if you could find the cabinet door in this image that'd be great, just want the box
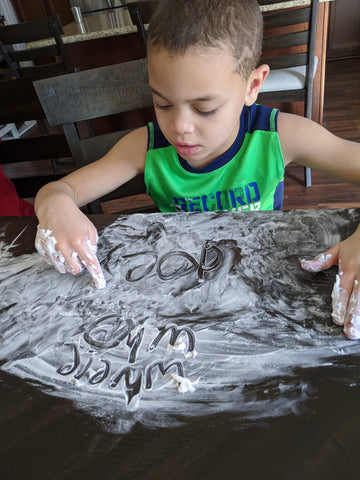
[46,0,73,25]
[11,0,48,22]
[11,0,73,26]
[327,0,360,58]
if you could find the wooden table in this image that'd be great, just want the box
[1,209,360,480]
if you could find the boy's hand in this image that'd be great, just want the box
[301,226,360,339]
[35,205,106,289]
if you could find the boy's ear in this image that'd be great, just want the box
[244,64,270,106]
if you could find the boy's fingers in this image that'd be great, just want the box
[65,252,84,274]
[331,273,350,326]
[87,260,106,289]
[49,250,67,273]
[302,244,360,339]
[35,228,106,288]
[75,244,106,289]
[344,280,360,339]
[301,246,338,273]
[35,231,66,273]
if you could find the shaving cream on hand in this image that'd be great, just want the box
[343,280,360,339]
[301,253,333,272]
[35,227,106,289]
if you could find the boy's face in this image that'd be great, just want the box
[148,45,250,169]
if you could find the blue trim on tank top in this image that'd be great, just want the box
[273,180,284,210]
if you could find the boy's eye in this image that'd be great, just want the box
[154,101,218,117]
[155,103,171,110]
[196,108,217,117]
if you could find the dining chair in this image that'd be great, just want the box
[0,52,16,81]
[257,0,320,187]
[33,58,157,214]
[0,14,78,158]
[127,0,158,55]
[0,77,72,200]
[0,14,74,80]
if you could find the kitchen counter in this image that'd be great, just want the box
[260,0,333,11]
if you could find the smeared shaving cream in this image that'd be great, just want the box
[35,227,106,289]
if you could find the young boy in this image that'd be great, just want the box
[35,0,360,340]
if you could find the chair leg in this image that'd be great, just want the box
[37,119,49,134]
[305,166,312,187]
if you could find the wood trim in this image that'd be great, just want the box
[312,2,329,124]
[318,1,329,124]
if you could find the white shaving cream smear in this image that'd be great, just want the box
[2,210,360,434]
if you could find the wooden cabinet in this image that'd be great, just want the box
[11,0,73,26]
[327,0,360,58]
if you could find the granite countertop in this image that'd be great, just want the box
[27,0,333,49]
[27,8,135,49]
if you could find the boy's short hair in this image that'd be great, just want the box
[147,0,263,79]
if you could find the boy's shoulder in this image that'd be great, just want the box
[276,111,313,140]
[245,103,279,133]
[147,121,171,151]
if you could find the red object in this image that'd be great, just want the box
[0,162,35,216]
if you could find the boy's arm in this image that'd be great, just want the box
[34,127,148,288]
[278,113,360,339]
[278,112,360,180]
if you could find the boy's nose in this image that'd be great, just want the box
[170,110,195,135]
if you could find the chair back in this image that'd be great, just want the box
[127,1,158,54]
[258,0,320,187]
[258,0,319,109]
[0,15,74,80]
[0,77,72,199]
[34,58,155,213]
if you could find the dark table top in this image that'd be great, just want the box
[1,210,360,480]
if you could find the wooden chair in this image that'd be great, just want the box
[0,51,16,81]
[258,0,320,187]
[127,1,158,55]
[33,59,157,214]
[0,77,73,200]
[0,15,74,80]
[0,14,77,158]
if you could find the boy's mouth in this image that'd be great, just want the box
[173,142,200,157]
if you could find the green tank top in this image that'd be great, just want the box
[144,104,284,212]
